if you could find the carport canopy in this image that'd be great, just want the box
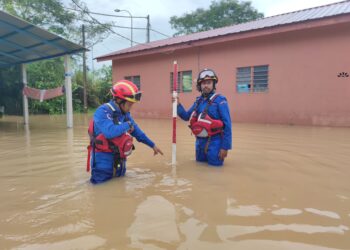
[0,10,85,67]
[0,10,86,128]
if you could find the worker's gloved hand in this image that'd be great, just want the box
[172,96,180,104]
[126,121,135,133]
[219,149,228,160]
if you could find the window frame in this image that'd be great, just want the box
[236,65,269,93]
[170,70,193,93]
[124,75,141,90]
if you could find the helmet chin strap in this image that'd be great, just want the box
[114,98,127,114]
[202,89,215,98]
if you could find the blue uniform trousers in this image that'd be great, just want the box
[195,135,223,166]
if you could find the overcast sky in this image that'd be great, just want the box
[75,0,341,69]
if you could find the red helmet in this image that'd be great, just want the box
[111,80,142,103]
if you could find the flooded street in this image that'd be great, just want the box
[0,114,350,250]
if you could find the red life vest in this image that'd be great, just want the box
[189,94,224,138]
[86,106,134,172]
[88,119,133,156]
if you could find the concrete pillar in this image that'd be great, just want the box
[64,55,73,128]
[21,64,29,125]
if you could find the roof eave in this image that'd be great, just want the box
[96,13,350,62]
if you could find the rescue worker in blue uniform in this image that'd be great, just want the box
[175,69,232,166]
[87,80,163,184]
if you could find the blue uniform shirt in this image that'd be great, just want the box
[93,100,155,148]
[177,93,232,150]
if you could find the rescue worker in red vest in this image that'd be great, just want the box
[87,80,163,184]
[174,69,232,166]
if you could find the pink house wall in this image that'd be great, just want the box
[111,22,350,126]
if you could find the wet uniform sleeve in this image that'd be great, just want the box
[128,115,155,148]
[177,102,197,121]
[218,97,232,150]
[93,106,131,139]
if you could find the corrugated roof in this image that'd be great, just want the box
[97,0,350,61]
[0,10,86,68]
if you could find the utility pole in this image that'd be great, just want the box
[146,15,150,43]
[91,45,94,85]
[115,9,151,45]
[114,9,133,46]
[82,24,88,113]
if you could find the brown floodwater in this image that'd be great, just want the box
[0,114,350,250]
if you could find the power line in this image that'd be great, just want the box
[66,3,171,38]
[70,0,175,56]
[65,6,148,19]
[111,25,171,37]
[74,16,148,45]
[111,24,147,30]
[150,28,171,38]
[76,17,171,41]
[70,0,138,45]
[74,16,144,30]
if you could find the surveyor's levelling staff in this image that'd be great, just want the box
[87,80,163,184]
[174,69,232,166]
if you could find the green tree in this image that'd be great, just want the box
[0,0,113,114]
[0,0,76,38]
[170,0,264,36]
[88,65,112,107]
[26,57,67,114]
[0,66,22,115]
[72,65,112,112]
[0,0,112,45]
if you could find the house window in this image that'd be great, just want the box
[125,75,141,90]
[170,70,192,93]
[236,65,269,93]
[236,67,251,93]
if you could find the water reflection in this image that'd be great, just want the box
[0,115,350,249]
[125,168,156,193]
[226,198,264,216]
[14,235,106,250]
[127,195,180,249]
[216,224,349,240]
[305,208,341,219]
[24,124,31,147]
[271,208,303,216]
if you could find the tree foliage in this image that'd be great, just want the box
[72,65,112,111]
[170,0,264,36]
[0,65,22,115]
[0,0,76,38]
[92,65,113,105]
[0,0,113,115]
[26,57,66,114]
[0,0,112,45]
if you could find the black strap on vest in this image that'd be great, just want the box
[105,103,130,176]
[201,94,221,154]
[201,94,220,116]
